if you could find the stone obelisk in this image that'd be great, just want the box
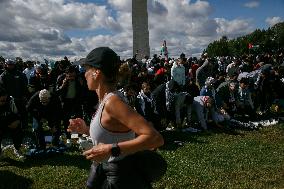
[132,0,150,60]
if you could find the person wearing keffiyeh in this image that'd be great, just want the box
[200,76,216,100]
[189,96,228,130]
[152,80,179,126]
[135,82,161,130]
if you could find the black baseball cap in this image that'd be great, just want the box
[82,47,120,76]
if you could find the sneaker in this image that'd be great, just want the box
[13,149,25,160]
[66,139,72,148]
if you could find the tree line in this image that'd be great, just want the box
[205,22,284,57]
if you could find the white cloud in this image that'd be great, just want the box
[108,0,132,12]
[244,1,260,8]
[265,17,283,27]
[0,0,121,60]
[84,32,133,58]
[215,18,255,38]
[146,0,217,57]
[0,0,271,60]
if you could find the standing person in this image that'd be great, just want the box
[226,58,241,77]
[171,57,185,87]
[154,62,168,87]
[0,59,29,130]
[28,64,53,96]
[195,54,215,89]
[160,40,168,63]
[56,65,84,147]
[68,47,164,189]
[0,86,24,160]
[23,60,35,84]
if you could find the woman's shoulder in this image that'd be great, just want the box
[105,92,127,107]
[104,93,134,117]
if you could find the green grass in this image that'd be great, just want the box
[1,124,284,189]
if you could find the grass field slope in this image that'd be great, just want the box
[0,124,283,189]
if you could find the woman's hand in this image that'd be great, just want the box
[68,118,89,135]
[83,143,112,163]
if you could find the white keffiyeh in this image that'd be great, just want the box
[137,90,155,115]
[165,81,175,111]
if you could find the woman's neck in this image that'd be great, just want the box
[96,85,116,103]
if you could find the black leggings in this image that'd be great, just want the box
[87,157,152,189]
[87,150,167,189]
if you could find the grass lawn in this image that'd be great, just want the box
[1,124,283,189]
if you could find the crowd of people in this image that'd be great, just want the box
[0,49,284,162]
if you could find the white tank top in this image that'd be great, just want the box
[89,92,135,162]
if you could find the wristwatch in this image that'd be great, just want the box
[111,143,121,157]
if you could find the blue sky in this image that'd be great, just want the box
[209,0,284,28]
[0,0,283,61]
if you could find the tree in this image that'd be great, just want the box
[204,22,284,57]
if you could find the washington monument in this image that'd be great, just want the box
[132,0,150,60]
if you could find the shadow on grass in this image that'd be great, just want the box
[160,130,208,151]
[160,124,245,151]
[208,125,246,135]
[0,151,90,170]
[0,170,33,189]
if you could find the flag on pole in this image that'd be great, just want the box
[248,43,259,49]
[248,43,253,49]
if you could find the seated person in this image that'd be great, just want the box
[26,89,63,150]
[189,96,228,131]
[0,86,24,159]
